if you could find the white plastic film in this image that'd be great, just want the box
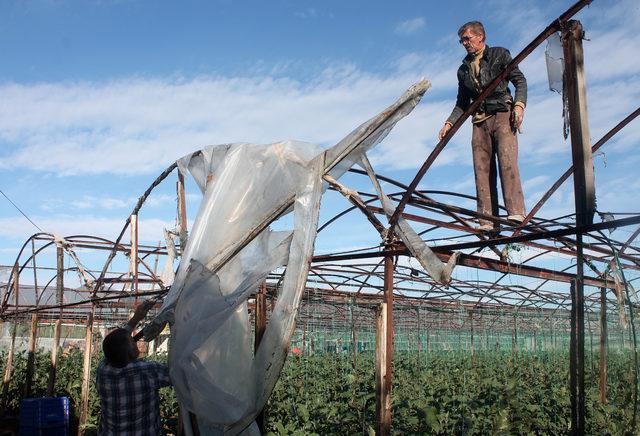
[145,79,431,434]
[545,32,564,94]
[359,156,457,285]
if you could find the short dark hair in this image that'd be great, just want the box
[103,328,131,368]
[458,21,485,40]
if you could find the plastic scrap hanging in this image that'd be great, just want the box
[143,78,458,435]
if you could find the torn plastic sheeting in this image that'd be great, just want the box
[359,155,457,285]
[171,229,293,427]
[545,32,564,94]
[176,144,235,194]
[147,79,431,434]
[252,152,324,411]
[160,228,177,286]
[168,148,322,433]
[155,79,430,323]
[161,140,322,316]
[325,79,431,181]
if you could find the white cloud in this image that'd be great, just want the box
[0,0,636,197]
[294,8,318,19]
[523,175,550,191]
[0,70,431,176]
[394,17,426,36]
[0,214,172,245]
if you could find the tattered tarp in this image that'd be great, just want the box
[145,79,454,435]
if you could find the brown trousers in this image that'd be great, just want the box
[471,111,525,226]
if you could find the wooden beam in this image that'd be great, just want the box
[1,263,19,411]
[564,20,590,435]
[24,313,38,398]
[564,20,595,227]
[254,281,267,434]
[376,255,394,435]
[130,214,139,300]
[48,319,62,396]
[79,307,95,436]
[469,311,475,356]
[48,246,64,396]
[24,239,40,398]
[599,287,607,404]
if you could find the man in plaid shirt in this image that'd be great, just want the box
[97,300,172,435]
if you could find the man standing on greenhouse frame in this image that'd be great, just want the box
[96,300,172,435]
[438,21,527,233]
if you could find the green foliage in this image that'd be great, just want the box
[0,349,177,435]
[266,350,638,435]
[1,348,637,435]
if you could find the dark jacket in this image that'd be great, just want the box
[446,45,527,125]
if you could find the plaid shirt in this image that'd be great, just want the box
[96,359,171,436]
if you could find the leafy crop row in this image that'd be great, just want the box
[1,349,636,435]
[266,351,637,435]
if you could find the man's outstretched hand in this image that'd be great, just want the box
[128,300,156,330]
[438,122,452,140]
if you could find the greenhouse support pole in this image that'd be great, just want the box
[79,307,95,436]
[254,281,268,434]
[1,263,19,412]
[599,287,608,403]
[47,319,62,396]
[349,299,358,370]
[426,331,430,353]
[564,19,592,436]
[469,311,475,356]
[376,254,394,436]
[131,213,139,301]
[48,246,64,396]
[416,307,421,359]
[24,313,38,398]
[570,279,585,436]
[31,238,39,304]
[24,239,39,398]
[512,314,518,357]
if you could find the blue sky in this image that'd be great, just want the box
[1,0,639,291]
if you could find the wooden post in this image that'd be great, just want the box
[512,314,518,357]
[47,319,62,396]
[563,20,596,227]
[1,263,19,411]
[31,239,39,305]
[131,214,139,301]
[563,20,591,435]
[376,255,394,436]
[255,281,267,350]
[79,308,95,436]
[569,279,585,436]
[349,300,358,370]
[48,246,64,396]
[24,313,38,398]
[416,307,421,359]
[588,316,595,376]
[254,281,267,433]
[599,287,607,403]
[24,240,39,398]
[469,311,475,356]
[426,331,431,353]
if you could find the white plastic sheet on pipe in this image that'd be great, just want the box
[545,32,564,94]
[145,79,433,434]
